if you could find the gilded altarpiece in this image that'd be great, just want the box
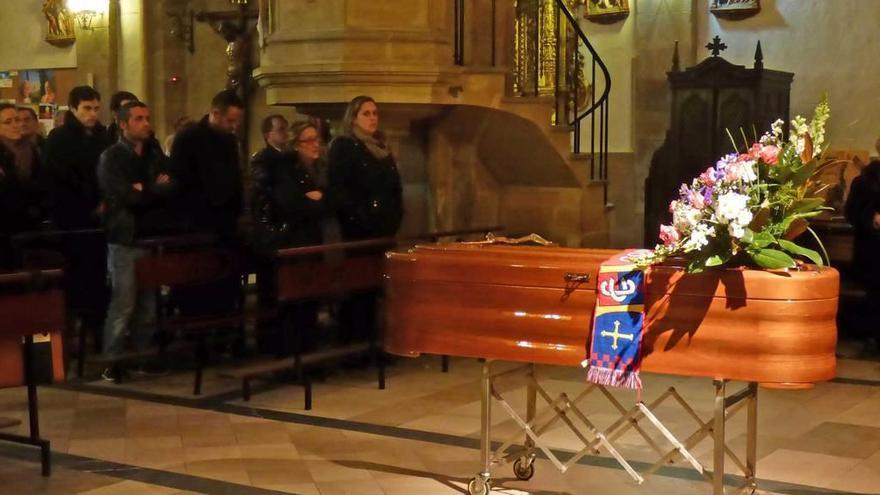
[513,0,589,119]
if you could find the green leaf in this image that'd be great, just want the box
[749,231,776,248]
[790,159,818,187]
[778,239,824,266]
[791,197,825,213]
[750,248,797,269]
[687,256,707,274]
[792,210,822,219]
[705,254,729,267]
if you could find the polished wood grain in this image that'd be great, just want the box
[384,243,838,385]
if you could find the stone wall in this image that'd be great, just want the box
[0,0,77,71]
[697,0,880,153]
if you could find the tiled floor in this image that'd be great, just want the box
[0,341,878,495]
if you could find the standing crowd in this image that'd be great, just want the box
[0,86,403,376]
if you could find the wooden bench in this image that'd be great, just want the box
[218,342,372,409]
[218,226,505,408]
[132,234,249,394]
[10,229,106,378]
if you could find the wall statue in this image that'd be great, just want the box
[42,0,76,47]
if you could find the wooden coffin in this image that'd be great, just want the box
[384,244,839,385]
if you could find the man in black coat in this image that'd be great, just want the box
[170,89,244,242]
[251,114,289,168]
[169,90,245,320]
[44,86,113,344]
[249,114,290,251]
[845,158,880,347]
[45,86,112,230]
[106,91,138,144]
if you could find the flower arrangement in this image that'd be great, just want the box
[637,97,832,273]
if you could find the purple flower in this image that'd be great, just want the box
[679,184,691,200]
[700,186,714,206]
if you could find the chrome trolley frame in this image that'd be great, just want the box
[466,361,758,495]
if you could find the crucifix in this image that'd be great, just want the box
[705,35,728,57]
[195,0,259,91]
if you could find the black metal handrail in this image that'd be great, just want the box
[453,0,465,66]
[554,0,612,204]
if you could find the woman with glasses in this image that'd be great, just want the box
[0,103,48,268]
[251,120,331,356]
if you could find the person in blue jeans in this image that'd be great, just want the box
[97,101,174,380]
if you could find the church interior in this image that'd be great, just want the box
[1,1,879,494]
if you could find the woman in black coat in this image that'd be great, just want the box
[0,103,47,269]
[328,96,404,345]
[251,121,331,355]
[328,96,403,240]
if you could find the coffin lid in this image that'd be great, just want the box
[386,243,840,301]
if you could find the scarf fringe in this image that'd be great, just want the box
[586,366,642,390]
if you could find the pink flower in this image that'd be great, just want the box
[700,167,716,187]
[747,143,762,160]
[659,225,680,246]
[668,199,678,213]
[688,189,705,210]
[758,145,779,165]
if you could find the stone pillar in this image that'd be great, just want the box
[255,0,454,105]
[117,0,146,99]
[74,0,119,122]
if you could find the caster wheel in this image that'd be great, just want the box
[513,457,535,481]
[467,477,491,495]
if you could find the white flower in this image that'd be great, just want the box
[715,192,751,225]
[672,202,702,233]
[728,223,744,239]
[726,159,758,183]
[683,223,714,252]
[761,119,784,146]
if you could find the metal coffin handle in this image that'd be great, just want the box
[564,272,591,284]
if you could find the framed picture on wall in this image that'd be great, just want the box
[585,0,630,23]
[710,0,760,20]
[38,103,56,120]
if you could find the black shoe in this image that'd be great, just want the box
[101,367,120,382]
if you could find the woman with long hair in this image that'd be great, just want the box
[328,95,403,239]
[328,96,403,346]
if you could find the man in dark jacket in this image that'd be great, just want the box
[170,89,244,242]
[97,102,172,376]
[845,158,880,347]
[169,90,245,321]
[44,86,113,345]
[106,91,138,144]
[45,86,112,230]
[249,114,290,249]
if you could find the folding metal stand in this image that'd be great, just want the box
[467,361,758,495]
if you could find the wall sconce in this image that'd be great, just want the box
[67,0,108,30]
[167,10,195,54]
